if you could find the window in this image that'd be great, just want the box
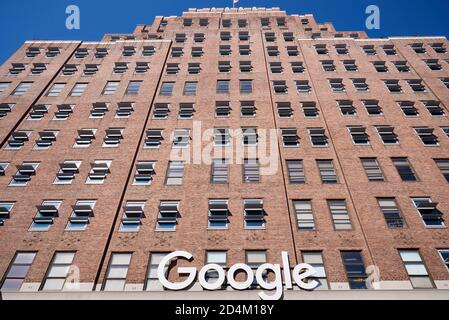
[208,200,229,229]
[343,60,358,71]
[194,33,205,43]
[160,82,174,95]
[442,78,449,89]
[377,198,405,228]
[301,101,318,118]
[9,63,27,75]
[0,162,9,176]
[438,250,449,272]
[86,160,111,185]
[211,159,228,184]
[281,128,299,147]
[66,200,95,231]
[26,47,41,57]
[239,31,249,41]
[240,80,253,93]
[46,83,65,97]
[54,160,81,185]
[315,44,328,54]
[215,101,230,117]
[265,32,276,42]
[220,32,231,41]
[335,44,348,55]
[199,18,209,27]
[241,101,256,117]
[172,129,190,148]
[134,62,149,74]
[382,45,396,55]
[362,45,376,55]
[261,17,270,27]
[6,130,31,150]
[153,103,170,119]
[393,61,410,72]
[165,63,179,75]
[352,78,369,92]
[171,47,183,57]
[120,202,145,232]
[116,102,134,118]
[442,127,449,138]
[244,199,265,229]
[0,202,14,226]
[32,130,57,150]
[103,253,132,291]
[321,60,336,72]
[286,160,305,184]
[95,48,108,58]
[41,252,75,291]
[372,61,388,72]
[348,126,369,145]
[337,100,356,116]
[75,48,88,58]
[0,82,11,93]
[132,161,155,186]
[90,102,108,118]
[410,43,425,54]
[267,46,279,56]
[392,157,417,181]
[178,103,195,119]
[317,160,338,184]
[183,18,192,27]
[125,81,142,95]
[294,200,315,230]
[188,63,201,74]
[69,83,87,97]
[422,101,444,116]
[103,128,124,148]
[157,201,180,231]
[341,251,367,289]
[286,46,299,56]
[412,198,445,227]
[424,59,442,71]
[328,200,352,230]
[122,46,136,57]
[384,80,402,93]
[219,45,231,56]
[53,104,73,120]
[273,80,288,94]
[377,126,399,145]
[214,128,230,146]
[145,129,163,148]
[246,251,267,288]
[309,128,328,147]
[141,45,155,56]
[204,251,227,288]
[239,45,251,55]
[431,43,446,53]
[399,250,434,288]
[360,158,384,181]
[74,128,96,148]
[146,253,169,291]
[102,81,119,95]
[242,127,258,146]
[397,101,418,116]
[191,47,203,57]
[277,102,293,117]
[414,127,439,146]
[222,19,231,28]
[243,159,259,183]
[183,81,197,96]
[302,252,328,289]
[217,80,230,94]
[270,62,283,74]
[296,80,311,94]
[218,61,231,73]
[407,79,426,92]
[11,82,32,96]
[435,159,449,182]
[166,161,185,185]
[62,64,77,76]
[329,79,345,92]
[239,61,252,73]
[46,47,60,58]
[283,32,294,41]
[362,99,381,115]
[83,64,98,76]
[1,252,36,290]
[277,17,286,26]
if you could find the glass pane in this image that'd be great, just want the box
[14,253,36,265]
[48,265,70,278]
[405,263,428,276]
[107,265,129,278]
[8,265,31,278]
[111,253,132,265]
[1,278,24,290]
[410,276,433,288]
[400,251,421,262]
[42,278,65,291]
[104,279,125,291]
[303,252,323,264]
[207,252,226,264]
[247,251,266,264]
[54,252,75,264]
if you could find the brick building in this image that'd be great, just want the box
[0,7,448,299]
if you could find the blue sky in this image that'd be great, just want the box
[1,0,448,64]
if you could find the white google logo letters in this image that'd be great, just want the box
[157,251,318,300]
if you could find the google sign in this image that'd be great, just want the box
[157,251,318,300]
